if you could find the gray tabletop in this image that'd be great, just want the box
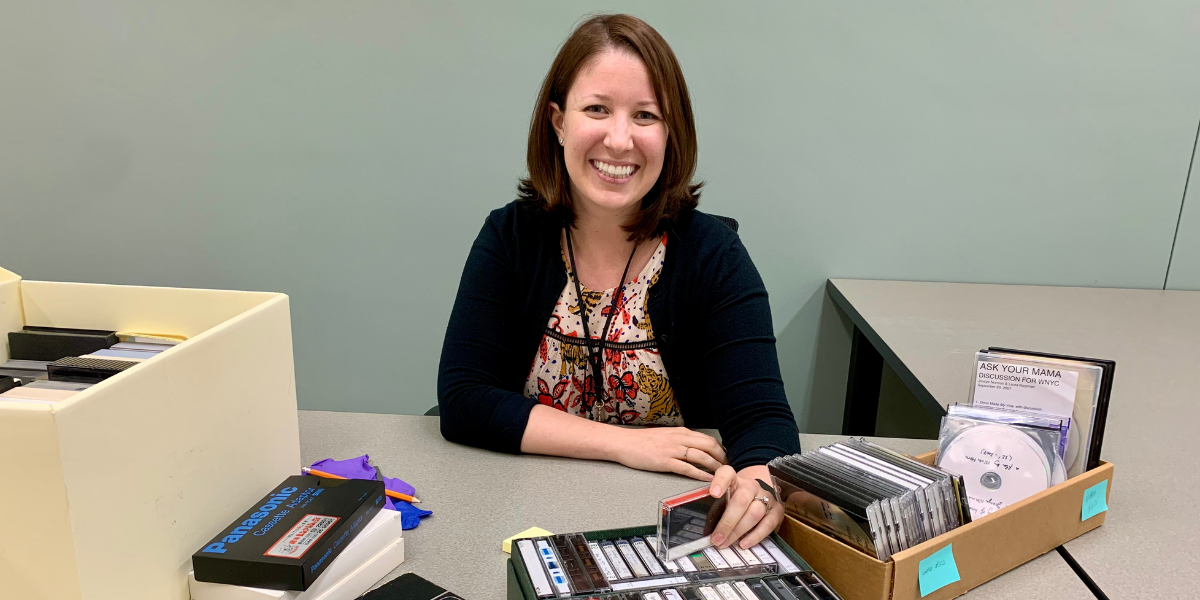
[828,279,1200,598]
[298,412,1093,599]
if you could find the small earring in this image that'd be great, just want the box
[558,137,564,146]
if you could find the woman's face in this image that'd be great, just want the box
[551,50,668,220]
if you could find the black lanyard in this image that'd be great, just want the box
[564,228,638,409]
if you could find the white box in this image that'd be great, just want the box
[0,266,300,600]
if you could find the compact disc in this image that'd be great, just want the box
[937,424,1052,518]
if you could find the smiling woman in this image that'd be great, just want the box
[437,14,801,550]
[520,15,701,244]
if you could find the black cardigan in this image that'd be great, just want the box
[436,200,801,470]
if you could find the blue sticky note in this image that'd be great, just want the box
[918,544,961,597]
[1081,479,1109,521]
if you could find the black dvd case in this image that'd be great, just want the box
[986,347,1115,472]
[47,356,137,383]
[192,475,386,591]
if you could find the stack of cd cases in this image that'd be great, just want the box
[768,440,971,561]
[507,525,842,600]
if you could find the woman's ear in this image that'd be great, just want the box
[549,102,565,142]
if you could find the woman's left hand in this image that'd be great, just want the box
[707,464,784,549]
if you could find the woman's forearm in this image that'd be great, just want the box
[520,405,728,483]
[520,404,627,460]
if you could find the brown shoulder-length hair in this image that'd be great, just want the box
[518,14,702,242]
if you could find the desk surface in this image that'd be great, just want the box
[298,412,1094,600]
[828,279,1200,598]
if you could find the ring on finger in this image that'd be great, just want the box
[683,447,689,462]
[753,495,772,511]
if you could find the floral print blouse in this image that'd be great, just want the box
[523,233,683,425]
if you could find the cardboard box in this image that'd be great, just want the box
[776,451,1114,600]
[0,266,300,600]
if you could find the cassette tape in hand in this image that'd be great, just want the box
[656,487,727,562]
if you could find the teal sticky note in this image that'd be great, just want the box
[1081,479,1109,521]
[918,544,961,597]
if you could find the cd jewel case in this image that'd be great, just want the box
[937,405,1066,519]
[768,440,970,561]
[969,349,1111,478]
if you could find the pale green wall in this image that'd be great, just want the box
[1166,135,1198,291]
[2,1,1197,430]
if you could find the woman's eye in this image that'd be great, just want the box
[584,105,607,114]
[635,111,659,121]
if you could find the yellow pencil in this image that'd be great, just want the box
[301,467,421,503]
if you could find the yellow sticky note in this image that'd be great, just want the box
[502,527,553,553]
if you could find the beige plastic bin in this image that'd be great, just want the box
[0,266,301,600]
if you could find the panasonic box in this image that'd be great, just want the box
[192,475,386,590]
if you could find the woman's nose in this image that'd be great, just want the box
[604,116,635,153]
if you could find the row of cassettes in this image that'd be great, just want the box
[514,534,806,598]
[561,572,839,600]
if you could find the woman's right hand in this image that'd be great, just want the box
[609,427,727,481]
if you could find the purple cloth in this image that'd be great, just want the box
[307,455,430,529]
[308,455,416,496]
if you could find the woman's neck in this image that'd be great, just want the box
[565,202,651,290]
[571,209,636,260]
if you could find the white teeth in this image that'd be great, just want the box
[594,160,634,178]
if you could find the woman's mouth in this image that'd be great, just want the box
[591,159,638,182]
